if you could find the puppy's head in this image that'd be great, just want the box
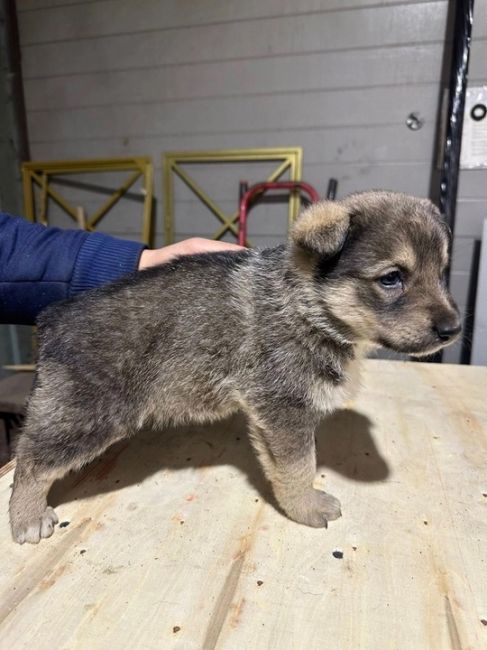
[290,190,461,356]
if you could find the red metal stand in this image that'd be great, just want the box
[238,181,320,246]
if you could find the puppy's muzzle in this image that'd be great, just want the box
[432,315,462,343]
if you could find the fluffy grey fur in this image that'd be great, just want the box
[9,191,460,543]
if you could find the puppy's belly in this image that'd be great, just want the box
[138,379,240,428]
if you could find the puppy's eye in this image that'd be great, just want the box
[378,270,403,288]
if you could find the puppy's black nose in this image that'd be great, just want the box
[434,319,461,341]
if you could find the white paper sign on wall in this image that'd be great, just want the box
[460,86,487,169]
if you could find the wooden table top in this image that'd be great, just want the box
[0,359,486,650]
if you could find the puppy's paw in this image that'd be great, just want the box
[12,506,59,545]
[284,489,342,528]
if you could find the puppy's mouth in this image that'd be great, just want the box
[378,332,461,357]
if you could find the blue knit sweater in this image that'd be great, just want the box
[0,213,146,324]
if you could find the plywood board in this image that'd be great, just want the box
[0,360,486,649]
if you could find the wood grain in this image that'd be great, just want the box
[0,360,486,649]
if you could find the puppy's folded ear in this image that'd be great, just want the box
[291,201,350,258]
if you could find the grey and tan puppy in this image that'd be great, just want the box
[10,191,461,544]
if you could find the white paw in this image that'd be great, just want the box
[14,507,59,545]
[316,490,342,521]
[283,489,342,528]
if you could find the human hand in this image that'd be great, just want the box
[138,238,245,270]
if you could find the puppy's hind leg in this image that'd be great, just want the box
[247,409,341,528]
[9,416,88,545]
[10,417,128,545]
[10,399,132,544]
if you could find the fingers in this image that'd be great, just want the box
[138,238,246,270]
[188,238,245,254]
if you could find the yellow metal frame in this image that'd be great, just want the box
[162,148,303,244]
[22,157,154,245]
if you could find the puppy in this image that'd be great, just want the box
[9,191,461,544]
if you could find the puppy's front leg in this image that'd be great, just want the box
[247,410,341,528]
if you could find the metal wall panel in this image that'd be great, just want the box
[26,85,441,141]
[17,0,440,42]
[27,124,437,163]
[25,0,487,362]
[23,44,446,111]
[19,3,448,78]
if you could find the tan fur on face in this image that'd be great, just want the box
[365,247,417,279]
[323,280,380,340]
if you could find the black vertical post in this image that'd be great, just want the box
[326,178,338,201]
[428,0,474,363]
[438,0,474,234]
[0,1,31,390]
[0,0,30,214]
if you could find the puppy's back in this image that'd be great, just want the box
[38,249,254,365]
[32,249,261,430]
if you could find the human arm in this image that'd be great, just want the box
[0,213,243,325]
[0,212,145,324]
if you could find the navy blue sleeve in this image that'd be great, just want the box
[0,212,146,325]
